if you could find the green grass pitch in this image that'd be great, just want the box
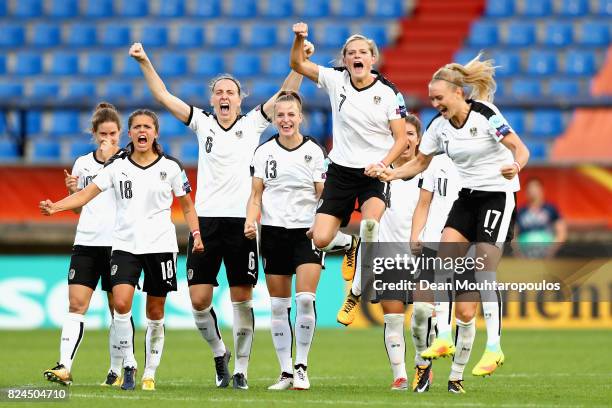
[1,328,610,407]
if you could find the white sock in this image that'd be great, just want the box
[434,301,453,342]
[482,297,502,351]
[320,231,352,252]
[449,318,476,381]
[232,300,254,376]
[295,292,316,367]
[270,297,293,373]
[384,313,406,380]
[143,318,165,380]
[109,320,123,374]
[59,312,85,372]
[411,302,434,366]
[351,219,379,297]
[193,306,226,357]
[114,311,137,368]
[429,316,438,347]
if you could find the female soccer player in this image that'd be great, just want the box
[245,91,326,390]
[40,110,204,391]
[129,41,313,389]
[372,53,530,393]
[289,23,408,326]
[43,103,123,387]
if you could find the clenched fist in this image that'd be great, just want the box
[129,42,149,63]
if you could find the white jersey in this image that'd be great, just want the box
[186,105,270,217]
[419,100,520,192]
[71,151,116,246]
[379,176,420,242]
[418,154,462,245]
[317,66,406,169]
[93,150,191,254]
[251,135,326,229]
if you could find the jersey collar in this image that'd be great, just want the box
[213,113,244,132]
[449,99,474,130]
[128,151,163,170]
[92,150,105,164]
[348,69,381,92]
[274,134,309,152]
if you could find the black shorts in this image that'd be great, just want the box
[316,162,389,227]
[186,217,258,287]
[445,189,516,245]
[260,225,324,275]
[68,245,112,291]
[110,250,177,297]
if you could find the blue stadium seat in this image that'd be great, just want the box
[31,81,60,99]
[0,0,5,17]
[121,54,142,76]
[156,0,185,17]
[373,0,403,17]
[49,52,79,75]
[82,53,113,76]
[139,26,168,47]
[505,22,536,46]
[548,78,581,97]
[175,25,205,48]
[578,21,610,45]
[300,81,318,99]
[191,0,221,17]
[361,23,389,47]
[0,25,24,47]
[25,111,42,134]
[485,0,514,17]
[453,50,475,65]
[117,0,148,17]
[419,109,439,128]
[320,25,350,48]
[179,141,199,163]
[524,140,547,160]
[248,24,277,48]
[0,55,4,74]
[502,109,525,135]
[159,112,185,138]
[559,0,589,16]
[83,0,114,18]
[231,53,261,77]
[310,52,337,68]
[598,0,612,15]
[250,80,279,101]
[260,0,293,17]
[0,139,19,161]
[530,110,563,138]
[66,81,97,99]
[31,23,61,47]
[564,50,596,75]
[300,0,330,18]
[49,111,81,136]
[99,25,131,47]
[192,52,224,76]
[0,83,22,99]
[103,81,134,100]
[48,0,78,17]
[227,0,257,18]
[491,50,521,77]
[30,139,61,161]
[543,22,574,47]
[158,52,188,77]
[14,52,42,75]
[68,141,95,162]
[495,80,506,97]
[511,78,542,98]
[177,80,208,104]
[13,0,42,17]
[467,22,499,47]
[66,24,97,47]
[210,24,241,48]
[337,0,366,17]
[266,52,290,76]
[303,110,328,139]
[527,51,558,75]
[522,0,552,16]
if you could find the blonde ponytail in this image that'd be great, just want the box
[431,52,497,102]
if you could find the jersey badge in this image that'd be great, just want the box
[235,130,243,138]
[160,171,167,181]
[373,96,381,105]
[304,154,312,163]
[470,127,477,137]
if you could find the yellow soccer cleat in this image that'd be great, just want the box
[141,378,156,391]
[472,350,505,377]
[43,363,72,386]
[421,338,456,360]
[412,364,433,392]
[336,291,360,326]
[341,235,360,281]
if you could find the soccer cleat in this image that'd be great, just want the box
[121,367,137,390]
[141,377,155,391]
[341,235,360,281]
[472,350,505,377]
[214,351,232,388]
[412,364,433,392]
[390,377,408,391]
[336,291,360,326]
[292,364,310,390]
[448,379,466,394]
[268,372,293,390]
[43,363,72,386]
[421,338,456,360]
[100,370,122,387]
[232,373,248,390]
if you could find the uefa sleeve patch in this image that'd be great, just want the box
[181,170,191,192]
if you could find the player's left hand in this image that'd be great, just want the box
[39,199,56,216]
[192,235,204,253]
[500,163,519,180]
[303,40,315,58]
[98,139,119,162]
[244,221,257,240]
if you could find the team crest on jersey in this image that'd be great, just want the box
[470,127,477,137]
[304,154,312,163]
[373,96,381,105]
[187,269,194,280]
[69,268,75,280]
[160,171,167,181]
[235,130,243,138]
[111,264,118,276]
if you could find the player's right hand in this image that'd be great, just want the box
[129,42,148,63]
[244,221,257,239]
[39,199,55,216]
[293,22,308,38]
[64,169,78,194]
[98,139,119,162]
[192,235,204,253]
[410,240,423,256]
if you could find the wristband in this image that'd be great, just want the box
[512,161,521,173]
[191,230,201,238]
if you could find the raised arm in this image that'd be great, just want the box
[244,177,264,239]
[177,194,204,253]
[129,42,191,123]
[289,22,319,83]
[39,182,102,216]
[500,132,530,180]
